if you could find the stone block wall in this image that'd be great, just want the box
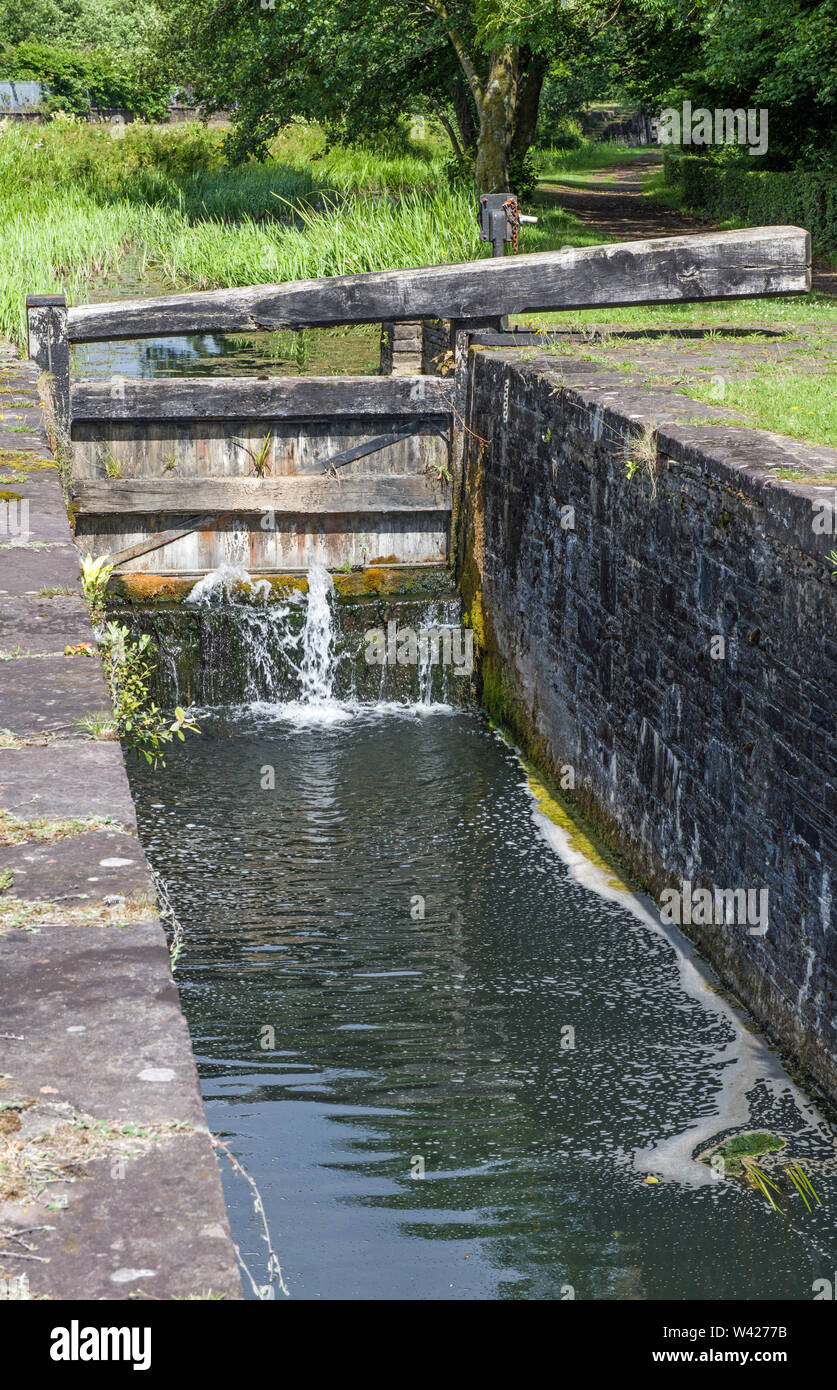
[461,347,837,1100]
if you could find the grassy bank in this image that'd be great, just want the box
[0,120,604,347]
[518,326,837,448]
[515,151,836,445]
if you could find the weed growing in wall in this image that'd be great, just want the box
[80,552,198,766]
[99,621,198,767]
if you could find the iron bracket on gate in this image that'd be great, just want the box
[321,425,448,476]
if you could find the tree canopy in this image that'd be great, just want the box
[1,0,832,176]
[0,0,169,117]
[157,0,610,187]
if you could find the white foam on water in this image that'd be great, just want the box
[187,563,273,606]
[253,698,353,727]
[504,737,833,1189]
[249,696,456,728]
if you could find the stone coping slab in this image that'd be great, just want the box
[0,827,156,903]
[0,741,139,825]
[0,594,92,653]
[0,920,212,1128]
[0,542,81,596]
[481,349,837,564]
[0,345,242,1300]
[0,652,112,737]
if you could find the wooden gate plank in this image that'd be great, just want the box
[69,375,451,422]
[72,474,449,515]
[65,227,810,341]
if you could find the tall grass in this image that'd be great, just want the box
[533,139,641,180]
[153,185,487,288]
[0,119,621,347]
[0,120,473,344]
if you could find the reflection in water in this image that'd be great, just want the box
[72,327,380,380]
[129,711,836,1301]
[73,258,380,379]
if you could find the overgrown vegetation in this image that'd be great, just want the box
[79,552,198,765]
[0,119,603,347]
[99,622,198,767]
[662,151,837,258]
[0,0,168,119]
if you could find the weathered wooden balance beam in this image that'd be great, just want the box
[62,227,810,339]
[27,226,809,578]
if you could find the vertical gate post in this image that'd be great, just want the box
[448,316,504,569]
[26,293,70,434]
[379,320,423,376]
[449,316,504,472]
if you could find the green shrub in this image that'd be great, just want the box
[1,39,169,121]
[100,622,198,767]
[663,151,837,257]
[508,148,539,201]
[538,116,584,151]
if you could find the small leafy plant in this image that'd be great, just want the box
[80,553,114,627]
[100,622,198,767]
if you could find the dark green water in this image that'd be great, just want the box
[128,706,836,1301]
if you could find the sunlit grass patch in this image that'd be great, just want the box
[0,809,115,847]
[681,365,836,446]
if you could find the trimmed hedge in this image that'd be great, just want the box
[663,152,837,257]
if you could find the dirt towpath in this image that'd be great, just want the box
[538,153,836,295]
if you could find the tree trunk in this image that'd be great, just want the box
[509,49,548,156]
[435,8,542,192]
[474,47,519,192]
[452,79,477,156]
[434,104,464,163]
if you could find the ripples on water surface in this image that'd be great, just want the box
[129,707,836,1301]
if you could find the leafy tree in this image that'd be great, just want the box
[613,0,836,170]
[0,0,170,119]
[0,0,163,50]
[686,0,837,169]
[158,0,616,189]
